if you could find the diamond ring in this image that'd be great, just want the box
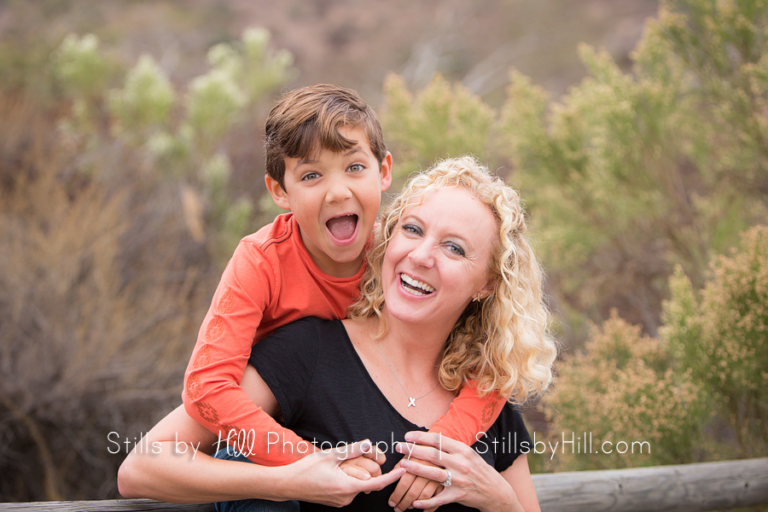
[441,470,452,487]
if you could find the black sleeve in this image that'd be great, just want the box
[492,404,533,473]
[248,317,321,425]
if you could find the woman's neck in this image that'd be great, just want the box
[343,312,456,428]
[382,307,455,361]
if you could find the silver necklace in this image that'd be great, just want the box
[375,339,439,407]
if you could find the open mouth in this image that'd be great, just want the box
[326,214,359,243]
[400,273,435,296]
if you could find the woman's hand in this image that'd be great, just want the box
[396,432,525,512]
[118,405,405,506]
[283,439,406,507]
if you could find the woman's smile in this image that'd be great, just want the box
[398,272,435,297]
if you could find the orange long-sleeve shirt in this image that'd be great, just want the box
[183,213,505,466]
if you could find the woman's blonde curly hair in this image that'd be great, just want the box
[348,156,556,404]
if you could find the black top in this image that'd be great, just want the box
[250,317,531,511]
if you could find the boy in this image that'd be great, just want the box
[182,84,505,496]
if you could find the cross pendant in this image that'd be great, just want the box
[408,397,416,407]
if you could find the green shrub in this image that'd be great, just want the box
[381,73,498,183]
[543,311,711,470]
[663,225,768,458]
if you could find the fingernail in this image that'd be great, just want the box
[388,501,396,508]
[395,443,404,453]
[404,432,413,441]
[361,439,372,452]
[400,459,410,468]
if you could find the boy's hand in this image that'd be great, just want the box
[388,456,442,512]
[340,444,386,481]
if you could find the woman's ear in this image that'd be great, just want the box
[478,277,497,300]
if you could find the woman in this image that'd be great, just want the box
[118,156,557,511]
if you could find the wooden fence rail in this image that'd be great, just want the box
[533,457,768,512]
[1,458,766,511]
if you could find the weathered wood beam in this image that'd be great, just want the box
[532,457,768,512]
[1,458,766,511]
[0,500,213,511]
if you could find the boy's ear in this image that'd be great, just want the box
[265,175,291,211]
[379,152,393,193]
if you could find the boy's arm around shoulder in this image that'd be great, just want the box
[182,239,309,466]
[429,382,506,445]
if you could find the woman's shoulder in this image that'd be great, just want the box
[475,402,532,472]
[496,402,531,435]
[253,317,351,365]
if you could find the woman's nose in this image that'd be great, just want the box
[408,240,435,268]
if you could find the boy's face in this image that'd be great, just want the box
[266,125,392,278]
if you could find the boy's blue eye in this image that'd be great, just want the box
[301,172,320,181]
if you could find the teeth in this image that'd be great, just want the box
[400,274,435,295]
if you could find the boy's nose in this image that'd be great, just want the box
[325,176,353,204]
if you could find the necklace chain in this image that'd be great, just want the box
[375,339,439,408]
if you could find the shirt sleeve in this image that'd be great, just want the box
[181,240,309,466]
[428,381,507,445]
[491,404,532,473]
[248,317,321,427]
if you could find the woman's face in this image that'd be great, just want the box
[382,186,498,327]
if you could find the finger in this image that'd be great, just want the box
[353,467,407,493]
[419,479,440,501]
[413,494,452,510]
[334,439,372,461]
[400,459,451,485]
[396,442,445,466]
[405,431,464,454]
[425,484,444,512]
[395,476,430,512]
[340,463,372,480]
[354,456,383,477]
[363,444,387,465]
[388,470,416,508]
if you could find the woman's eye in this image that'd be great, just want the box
[348,163,365,173]
[402,224,421,235]
[301,172,320,181]
[447,243,465,256]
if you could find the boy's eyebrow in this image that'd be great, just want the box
[297,157,318,166]
[343,147,363,156]
[296,146,365,166]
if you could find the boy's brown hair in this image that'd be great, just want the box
[265,84,387,189]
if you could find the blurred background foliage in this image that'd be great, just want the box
[1,0,766,503]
